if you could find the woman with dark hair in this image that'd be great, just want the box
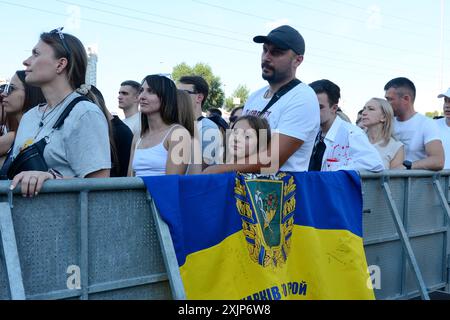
[10,28,111,196]
[0,70,46,163]
[129,74,193,177]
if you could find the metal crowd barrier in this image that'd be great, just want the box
[0,171,449,300]
[361,170,450,300]
[0,178,176,300]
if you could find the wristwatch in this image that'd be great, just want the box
[403,160,412,170]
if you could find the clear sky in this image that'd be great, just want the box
[1,0,448,121]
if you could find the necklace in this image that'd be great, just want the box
[39,92,73,127]
[263,89,274,99]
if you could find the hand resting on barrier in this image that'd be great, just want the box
[9,170,56,198]
[9,169,109,197]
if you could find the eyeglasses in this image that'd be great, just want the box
[229,116,238,123]
[180,89,198,95]
[0,83,17,96]
[49,27,71,61]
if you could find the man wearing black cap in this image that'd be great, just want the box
[204,25,319,174]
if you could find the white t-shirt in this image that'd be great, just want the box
[394,113,442,162]
[244,82,320,172]
[435,117,450,169]
[123,112,141,137]
[197,118,221,165]
[13,92,111,178]
[322,116,384,172]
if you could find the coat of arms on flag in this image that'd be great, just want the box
[235,173,296,268]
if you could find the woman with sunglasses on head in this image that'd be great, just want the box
[128,74,194,177]
[9,28,111,197]
[0,71,46,168]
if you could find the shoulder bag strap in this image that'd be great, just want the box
[259,78,301,117]
[52,96,91,130]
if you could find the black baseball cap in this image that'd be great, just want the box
[253,25,305,55]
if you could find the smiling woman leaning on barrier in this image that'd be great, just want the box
[8,28,111,197]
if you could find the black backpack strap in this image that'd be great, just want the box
[259,78,301,117]
[52,96,91,130]
[197,116,205,121]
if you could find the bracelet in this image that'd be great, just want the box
[48,168,63,179]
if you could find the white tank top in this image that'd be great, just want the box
[132,126,177,177]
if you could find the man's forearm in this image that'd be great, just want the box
[412,156,444,171]
[203,158,278,174]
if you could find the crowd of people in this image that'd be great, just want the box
[0,25,449,198]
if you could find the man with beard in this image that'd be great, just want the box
[204,25,319,174]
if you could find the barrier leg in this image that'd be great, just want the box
[382,179,430,300]
[432,176,450,221]
[147,193,186,300]
[432,175,450,294]
[0,202,25,300]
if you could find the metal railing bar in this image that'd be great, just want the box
[27,289,82,300]
[364,227,448,245]
[0,177,145,194]
[26,274,169,300]
[88,274,168,294]
[382,178,430,300]
[0,203,25,300]
[148,193,186,300]
[80,191,89,300]
[389,283,447,300]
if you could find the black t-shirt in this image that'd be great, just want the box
[111,115,133,177]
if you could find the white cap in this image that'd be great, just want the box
[438,88,450,98]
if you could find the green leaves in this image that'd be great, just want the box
[172,62,225,112]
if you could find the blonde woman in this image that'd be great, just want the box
[362,98,404,169]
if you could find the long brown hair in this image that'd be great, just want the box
[140,75,180,136]
[176,90,196,137]
[89,85,119,172]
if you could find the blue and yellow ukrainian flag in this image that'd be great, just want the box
[143,171,374,300]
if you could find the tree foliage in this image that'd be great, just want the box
[172,62,225,111]
[225,84,250,111]
[425,110,442,118]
